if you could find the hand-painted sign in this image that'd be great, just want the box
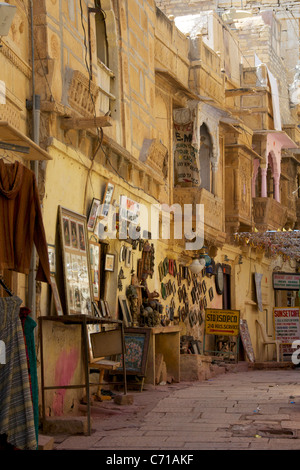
[273,272,300,291]
[205,309,240,336]
[174,122,200,185]
[273,307,300,343]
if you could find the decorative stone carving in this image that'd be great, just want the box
[65,69,100,117]
[139,138,168,179]
[253,197,287,231]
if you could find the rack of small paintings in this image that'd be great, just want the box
[59,206,93,316]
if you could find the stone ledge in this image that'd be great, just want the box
[180,355,250,381]
[42,416,90,436]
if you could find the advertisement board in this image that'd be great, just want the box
[205,309,240,336]
[273,307,300,343]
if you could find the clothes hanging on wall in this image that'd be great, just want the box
[0,296,37,450]
[0,160,50,283]
[19,307,39,447]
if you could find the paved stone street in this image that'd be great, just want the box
[51,366,300,451]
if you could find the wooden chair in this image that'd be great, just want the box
[256,319,282,362]
[88,326,127,400]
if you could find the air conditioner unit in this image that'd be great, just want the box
[0,2,16,37]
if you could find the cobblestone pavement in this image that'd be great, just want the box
[52,367,300,451]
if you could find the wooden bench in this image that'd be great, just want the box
[256,319,282,362]
[88,328,127,399]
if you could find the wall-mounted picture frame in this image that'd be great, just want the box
[50,275,63,316]
[104,253,115,272]
[58,206,93,316]
[48,244,56,275]
[87,198,101,232]
[209,287,214,302]
[89,241,100,301]
[118,295,132,327]
[125,247,132,268]
[119,195,140,225]
[99,181,115,219]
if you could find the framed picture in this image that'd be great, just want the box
[87,198,101,232]
[119,327,151,376]
[105,253,115,272]
[125,247,132,268]
[118,295,132,327]
[48,244,56,275]
[89,241,100,301]
[92,301,102,318]
[100,299,107,317]
[209,287,214,302]
[104,300,111,318]
[50,275,63,316]
[98,181,115,219]
[119,195,140,225]
[58,206,93,315]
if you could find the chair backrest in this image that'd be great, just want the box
[256,319,271,342]
[90,328,123,362]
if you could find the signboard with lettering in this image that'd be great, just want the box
[205,309,240,337]
[273,272,300,291]
[273,307,300,343]
[174,122,200,186]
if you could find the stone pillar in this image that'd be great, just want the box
[211,161,218,196]
[274,173,280,202]
[261,167,267,197]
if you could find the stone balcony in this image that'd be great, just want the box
[252,197,287,231]
[173,186,226,247]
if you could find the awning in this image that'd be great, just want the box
[0,121,52,161]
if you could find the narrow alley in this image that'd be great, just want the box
[51,366,300,451]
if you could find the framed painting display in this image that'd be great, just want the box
[118,295,132,327]
[98,181,115,219]
[104,253,115,272]
[59,206,93,315]
[50,275,63,316]
[119,195,140,225]
[48,244,56,275]
[120,327,151,376]
[87,198,101,232]
[104,300,111,318]
[89,241,100,301]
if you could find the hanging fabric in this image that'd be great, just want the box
[0,296,37,450]
[19,307,39,447]
[0,160,50,283]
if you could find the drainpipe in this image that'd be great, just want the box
[27,0,40,325]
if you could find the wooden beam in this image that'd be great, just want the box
[61,115,112,130]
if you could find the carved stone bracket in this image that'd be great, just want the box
[64,68,100,117]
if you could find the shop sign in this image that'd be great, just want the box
[205,309,240,336]
[273,307,300,343]
[174,122,200,185]
[273,272,300,291]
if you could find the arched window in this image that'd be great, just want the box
[95,1,108,67]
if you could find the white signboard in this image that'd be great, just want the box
[273,307,300,343]
[273,272,300,291]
